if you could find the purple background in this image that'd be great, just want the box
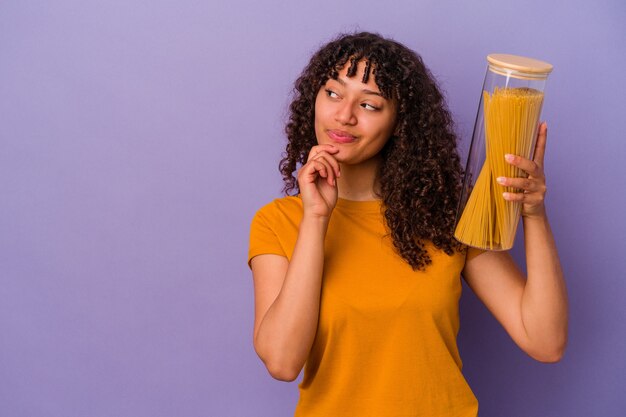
[1,1,625,416]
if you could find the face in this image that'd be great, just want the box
[314,60,397,165]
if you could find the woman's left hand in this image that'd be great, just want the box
[496,122,548,219]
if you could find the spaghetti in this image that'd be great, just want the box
[455,87,544,250]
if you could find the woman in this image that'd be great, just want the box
[248,32,568,416]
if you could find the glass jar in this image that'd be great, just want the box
[454,54,553,250]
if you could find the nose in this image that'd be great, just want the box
[334,101,357,126]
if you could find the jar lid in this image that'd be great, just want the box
[487,54,553,80]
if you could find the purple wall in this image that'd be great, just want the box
[1,1,624,416]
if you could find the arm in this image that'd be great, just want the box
[251,144,340,381]
[462,123,568,362]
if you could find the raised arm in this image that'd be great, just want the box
[462,123,568,362]
[251,144,340,381]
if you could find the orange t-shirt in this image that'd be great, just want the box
[248,196,478,417]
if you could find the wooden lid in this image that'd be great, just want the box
[487,54,553,79]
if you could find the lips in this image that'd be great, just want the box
[327,129,357,143]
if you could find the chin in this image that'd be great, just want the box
[330,149,350,163]
[335,154,362,166]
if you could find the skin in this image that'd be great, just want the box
[462,122,568,362]
[251,60,568,381]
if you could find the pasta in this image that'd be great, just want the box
[455,87,544,250]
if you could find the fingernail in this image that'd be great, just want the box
[496,177,506,184]
[505,154,515,162]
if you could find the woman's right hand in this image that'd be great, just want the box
[297,144,341,219]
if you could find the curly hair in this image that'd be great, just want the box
[279,32,465,270]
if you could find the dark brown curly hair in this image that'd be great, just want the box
[280,32,465,270]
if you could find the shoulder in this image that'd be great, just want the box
[248,196,303,265]
[250,196,304,234]
[253,195,303,222]
[463,246,488,265]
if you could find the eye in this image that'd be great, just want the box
[361,103,380,111]
[325,89,339,99]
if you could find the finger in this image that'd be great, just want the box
[496,176,538,192]
[309,158,336,186]
[311,151,341,178]
[533,122,548,167]
[299,158,327,181]
[307,144,335,159]
[504,153,542,177]
[502,191,524,202]
[300,161,329,186]
[307,144,338,161]
[502,191,545,206]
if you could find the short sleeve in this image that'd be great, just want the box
[248,207,287,268]
[465,246,487,263]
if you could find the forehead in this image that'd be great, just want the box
[328,58,389,97]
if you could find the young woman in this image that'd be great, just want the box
[247,32,568,416]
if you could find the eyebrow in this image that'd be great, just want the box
[333,77,383,97]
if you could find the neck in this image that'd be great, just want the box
[336,155,381,201]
